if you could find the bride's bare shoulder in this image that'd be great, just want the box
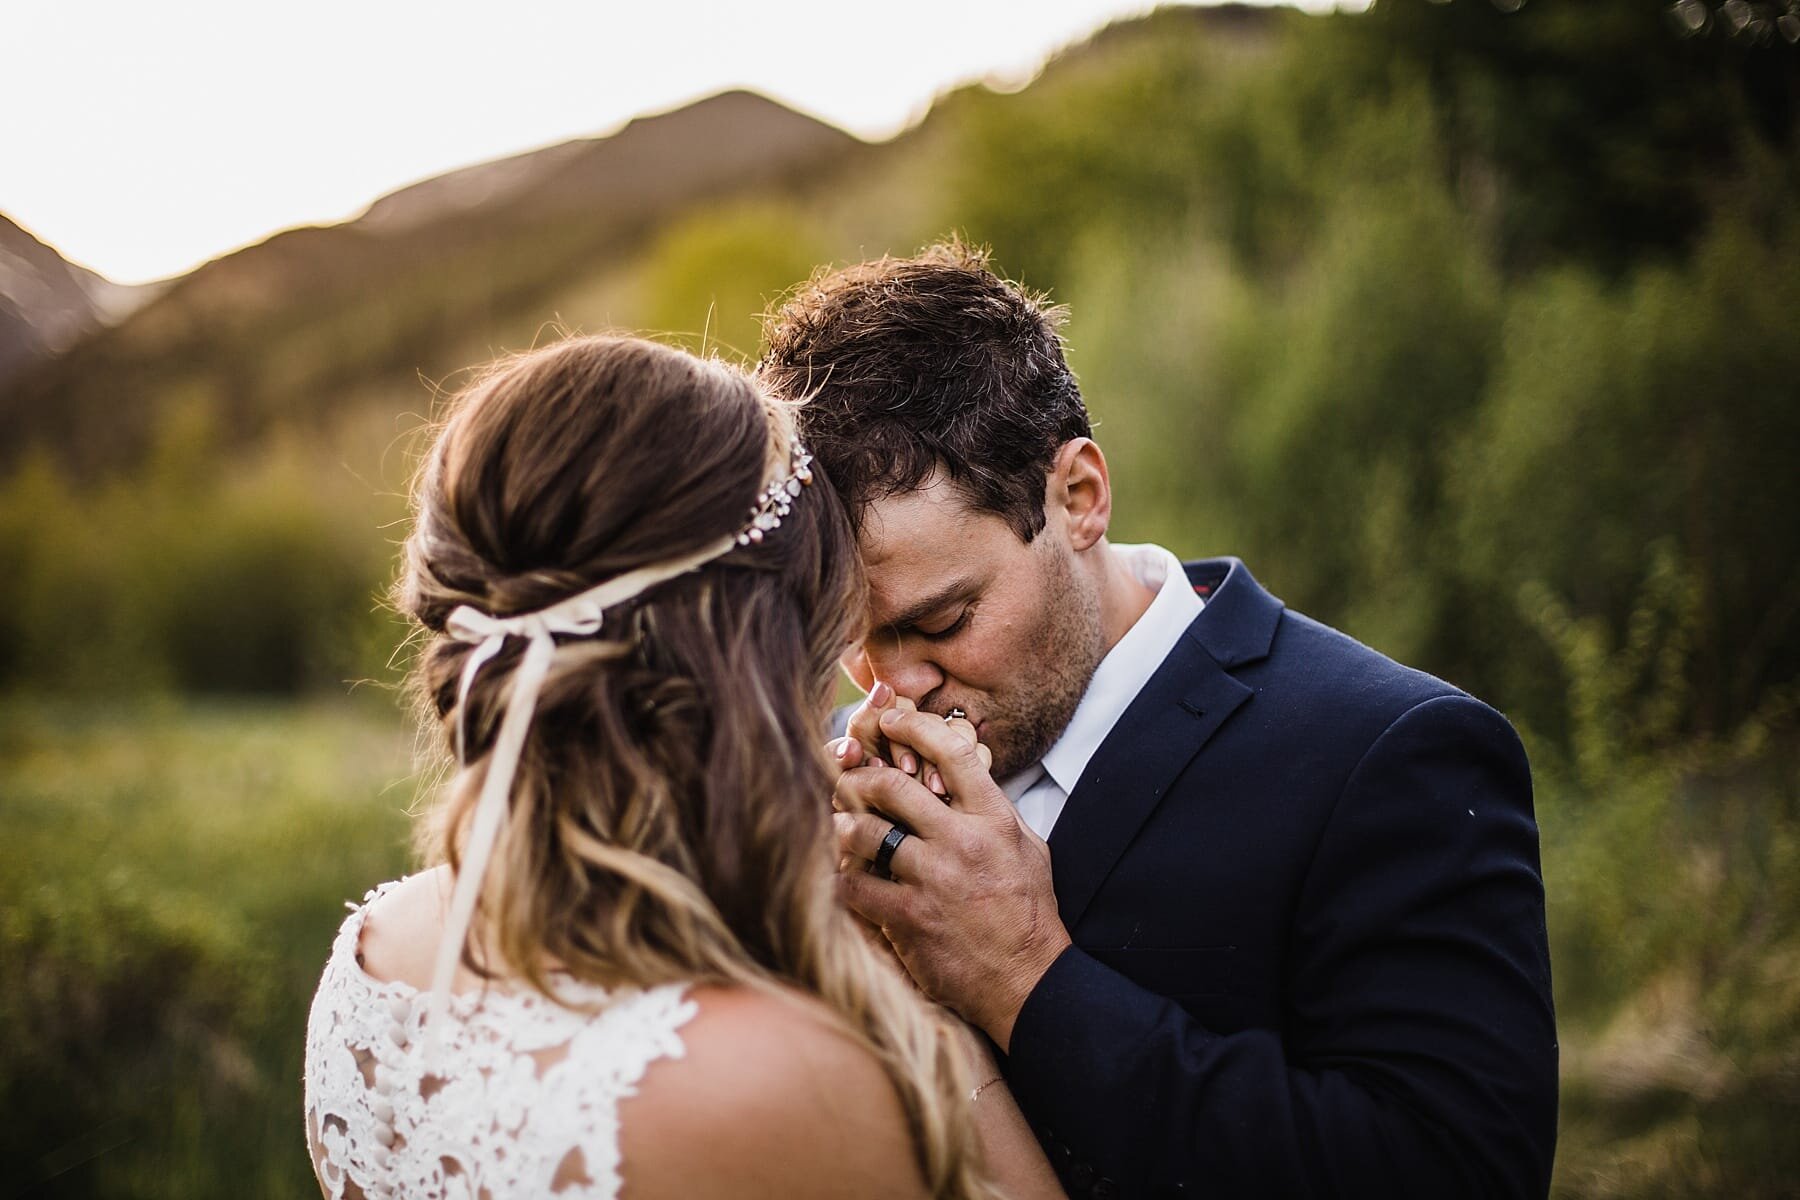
[621,984,932,1200]
[355,875,934,1197]
[354,867,454,989]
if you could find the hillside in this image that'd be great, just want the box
[147,88,860,325]
[0,6,1292,477]
[0,215,145,391]
[0,89,859,472]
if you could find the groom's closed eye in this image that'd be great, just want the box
[914,608,972,640]
[883,599,978,643]
[880,576,985,640]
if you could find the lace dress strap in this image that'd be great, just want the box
[303,880,698,1200]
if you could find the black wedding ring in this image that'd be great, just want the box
[873,823,909,879]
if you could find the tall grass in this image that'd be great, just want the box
[0,700,416,1198]
[1523,555,1800,1198]
[2,683,1792,1198]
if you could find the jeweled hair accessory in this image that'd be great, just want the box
[737,436,813,545]
[421,433,815,1049]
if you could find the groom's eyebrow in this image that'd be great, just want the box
[882,577,983,633]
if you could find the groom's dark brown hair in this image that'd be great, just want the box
[757,238,1090,543]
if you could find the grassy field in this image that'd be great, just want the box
[1535,740,1800,1198]
[0,700,416,1198]
[2,700,1796,1198]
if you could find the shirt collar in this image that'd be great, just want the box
[1036,542,1204,796]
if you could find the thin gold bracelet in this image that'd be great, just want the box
[969,1075,1003,1103]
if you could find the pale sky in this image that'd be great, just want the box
[4,0,1351,285]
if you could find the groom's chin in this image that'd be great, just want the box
[984,726,1050,782]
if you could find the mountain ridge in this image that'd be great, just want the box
[129,88,858,330]
[0,5,1283,473]
[0,87,862,469]
[0,215,148,390]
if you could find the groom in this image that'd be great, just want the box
[759,242,1558,1199]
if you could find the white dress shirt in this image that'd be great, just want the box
[999,542,1204,840]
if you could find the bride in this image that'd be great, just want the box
[302,335,1059,1199]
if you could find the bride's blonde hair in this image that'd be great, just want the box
[396,335,994,1199]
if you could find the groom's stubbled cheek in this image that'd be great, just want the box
[854,479,1104,780]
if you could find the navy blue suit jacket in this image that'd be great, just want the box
[998,558,1558,1199]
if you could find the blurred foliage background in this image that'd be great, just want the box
[2,1,1797,1196]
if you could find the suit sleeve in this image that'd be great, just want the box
[1003,694,1559,1199]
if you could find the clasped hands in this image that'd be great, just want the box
[829,685,1070,1052]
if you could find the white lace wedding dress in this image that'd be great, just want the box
[303,880,699,1200]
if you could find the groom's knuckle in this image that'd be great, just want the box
[873,771,914,810]
[837,873,871,913]
[944,826,980,862]
[835,769,879,812]
[834,814,868,856]
[944,737,981,773]
[913,896,946,934]
[858,773,892,812]
[911,851,948,892]
[850,877,892,918]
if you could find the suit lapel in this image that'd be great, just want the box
[1046,558,1283,930]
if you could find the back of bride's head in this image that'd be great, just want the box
[399,335,856,987]
[396,336,992,1199]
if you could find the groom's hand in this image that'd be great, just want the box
[832,707,1070,1053]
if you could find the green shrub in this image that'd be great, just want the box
[0,701,416,1198]
[0,428,402,698]
[1524,554,1800,1198]
[1458,205,1800,742]
[638,202,832,363]
[0,862,265,1195]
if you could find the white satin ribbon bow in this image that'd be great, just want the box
[423,533,736,1045]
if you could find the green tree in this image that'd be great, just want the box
[639,203,831,363]
[1457,202,1800,739]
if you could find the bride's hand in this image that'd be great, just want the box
[835,682,916,777]
[833,685,990,799]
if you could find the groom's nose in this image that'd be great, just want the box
[863,643,943,707]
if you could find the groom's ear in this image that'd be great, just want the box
[1048,438,1112,553]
